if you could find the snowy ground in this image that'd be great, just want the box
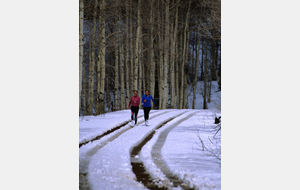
[79,81,221,190]
[79,109,158,144]
[160,111,221,190]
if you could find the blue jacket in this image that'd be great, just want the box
[142,94,155,107]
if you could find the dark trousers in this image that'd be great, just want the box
[143,107,151,121]
[131,106,139,124]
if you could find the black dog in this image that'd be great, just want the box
[214,116,221,124]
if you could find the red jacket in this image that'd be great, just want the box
[128,96,140,107]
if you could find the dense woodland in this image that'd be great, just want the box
[79,0,221,116]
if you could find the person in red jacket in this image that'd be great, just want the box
[127,90,140,126]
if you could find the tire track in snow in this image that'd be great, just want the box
[150,111,200,190]
[86,110,187,190]
[130,110,197,190]
[79,110,158,148]
[79,109,176,190]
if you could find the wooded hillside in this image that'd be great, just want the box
[79,0,221,115]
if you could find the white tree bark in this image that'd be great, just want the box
[134,0,141,92]
[138,9,143,102]
[158,5,164,109]
[180,0,190,109]
[120,43,125,110]
[149,0,155,103]
[170,0,179,109]
[130,0,134,93]
[114,36,119,111]
[79,0,84,114]
[99,0,106,113]
[175,32,180,109]
[162,0,169,110]
[125,2,130,103]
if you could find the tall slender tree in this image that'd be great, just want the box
[180,0,191,109]
[192,25,201,109]
[149,0,155,104]
[79,0,84,113]
[99,0,106,114]
[162,0,170,109]
[88,0,98,115]
[134,0,141,92]
[79,0,221,114]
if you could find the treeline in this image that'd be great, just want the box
[79,0,221,116]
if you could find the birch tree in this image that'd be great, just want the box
[162,0,170,109]
[79,0,84,114]
[203,38,208,109]
[169,0,179,109]
[179,0,191,109]
[88,0,98,115]
[158,3,164,109]
[149,0,155,104]
[192,25,201,109]
[134,0,141,91]
[114,37,119,111]
[99,0,106,113]
[79,0,221,114]
[125,2,131,103]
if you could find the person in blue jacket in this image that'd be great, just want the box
[142,89,155,125]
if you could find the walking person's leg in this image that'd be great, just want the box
[143,107,147,121]
[130,107,133,120]
[147,107,151,120]
[145,107,151,120]
[130,106,134,126]
[144,107,150,125]
[134,107,139,124]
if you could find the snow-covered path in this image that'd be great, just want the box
[79,109,159,145]
[79,109,177,189]
[79,109,221,190]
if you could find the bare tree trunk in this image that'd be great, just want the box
[201,36,204,81]
[176,32,181,109]
[180,0,191,109]
[134,0,141,92]
[125,3,130,102]
[114,41,119,111]
[99,0,106,114]
[203,38,208,109]
[207,39,214,103]
[120,43,125,110]
[87,23,92,114]
[214,40,221,91]
[96,0,103,115]
[179,18,185,109]
[79,0,84,114]
[138,12,143,102]
[170,0,178,109]
[162,0,170,109]
[158,5,164,110]
[82,60,86,115]
[183,22,190,109]
[88,0,98,115]
[130,0,134,93]
[149,0,155,103]
[192,27,201,109]
[218,41,221,90]
[106,76,110,112]
[138,46,142,106]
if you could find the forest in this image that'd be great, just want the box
[79,0,221,116]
